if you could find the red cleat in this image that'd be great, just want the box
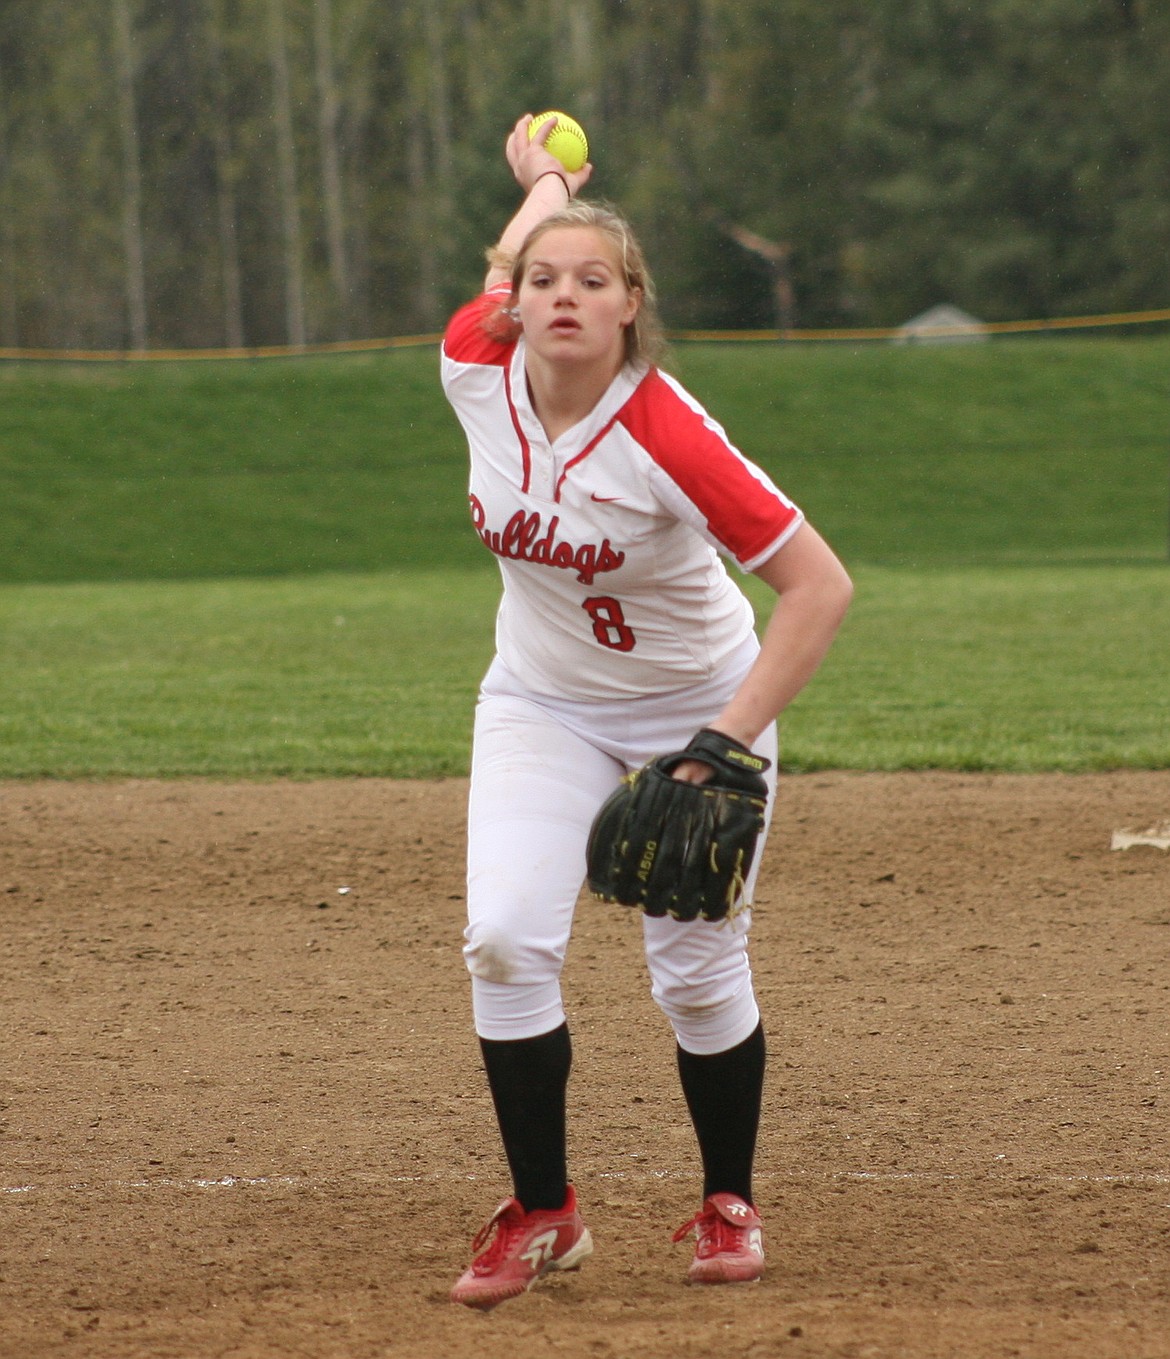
[450,1185,593,1309]
[673,1192,765,1283]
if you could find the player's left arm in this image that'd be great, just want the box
[673,523,852,781]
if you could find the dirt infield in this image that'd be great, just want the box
[2,772,1168,1359]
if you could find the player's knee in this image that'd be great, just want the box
[463,925,523,984]
[462,923,562,987]
[653,980,759,1055]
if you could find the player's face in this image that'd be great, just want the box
[516,227,641,370]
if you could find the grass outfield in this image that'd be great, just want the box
[1,564,1167,778]
[1,336,1167,583]
[3,336,1166,776]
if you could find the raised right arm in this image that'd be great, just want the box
[484,115,594,291]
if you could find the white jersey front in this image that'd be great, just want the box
[441,290,804,701]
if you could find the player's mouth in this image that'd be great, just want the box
[549,317,582,334]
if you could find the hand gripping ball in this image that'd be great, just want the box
[528,111,589,173]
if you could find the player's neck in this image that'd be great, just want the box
[524,353,623,443]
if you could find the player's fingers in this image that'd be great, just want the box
[505,114,533,161]
[670,759,714,785]
[515,134,569,191]
[531,114,557,146]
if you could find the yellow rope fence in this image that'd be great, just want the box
[1,307,1168,362]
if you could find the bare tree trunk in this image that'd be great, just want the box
[405,99,438,328]
[422,4,453,196]
[313,0,350,338]
[112,0,148,350]
[204,0,245,349]
[696,0,721,108]
[0,174,15,349]
[266,0,306,347]
[330,0,378,334]
[404,4,454,329]
[720,221,796,334]
[549,0,599,122]
[0,50,18,348]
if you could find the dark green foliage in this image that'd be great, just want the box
[0,0,1167,347]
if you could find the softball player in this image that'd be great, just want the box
[442,115,852,1309]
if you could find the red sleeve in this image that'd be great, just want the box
[618,370,800,565]
[442,288,515,366]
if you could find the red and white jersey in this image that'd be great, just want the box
[441,289,804,701]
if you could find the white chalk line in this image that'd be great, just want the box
[2,1174,305,1196]
[5,1168,1170,1197]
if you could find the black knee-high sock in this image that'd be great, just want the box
[479,1023,572,1213]
[676,1022,766,1205]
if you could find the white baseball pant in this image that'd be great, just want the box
[463,638,778,1055]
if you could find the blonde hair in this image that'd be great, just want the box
[486,201,666,369]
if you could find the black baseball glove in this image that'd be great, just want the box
[585,728,771,922]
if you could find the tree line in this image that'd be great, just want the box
[0,0,1166,351]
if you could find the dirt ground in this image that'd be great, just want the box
[2,771,1168,1359]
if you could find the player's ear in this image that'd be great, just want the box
[622,286,642,327]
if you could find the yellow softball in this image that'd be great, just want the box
[528,111,589,173]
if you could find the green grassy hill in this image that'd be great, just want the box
[2,336,1167,776]
[2,335,1166,583]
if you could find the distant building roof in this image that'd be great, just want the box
[894,304,989,344]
